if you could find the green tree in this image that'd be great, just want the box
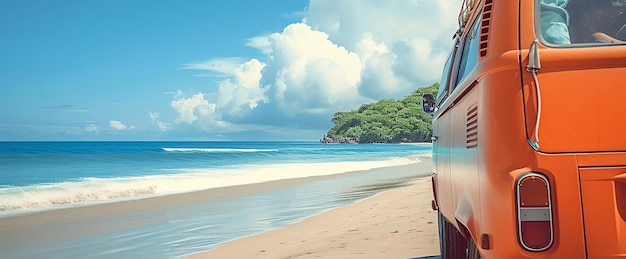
[323,83,439,143]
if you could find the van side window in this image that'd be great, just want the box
[539,0,571,44]
[436,42,456,106]
[539,0,626,44]
[454,16,481,88]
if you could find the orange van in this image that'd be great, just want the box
[421,0,626,258]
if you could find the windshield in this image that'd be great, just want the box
[539,0,626,44]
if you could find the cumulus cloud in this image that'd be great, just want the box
[149,112,171,132]
[265,23,366,114]
[85,124,98,133]
[304,0,460,98]
[109,120,135,130]
[165,0,463,138]
[305,0,459,52]
[164,58,269,132]
[171,92,218,124]
[217,59,269,115]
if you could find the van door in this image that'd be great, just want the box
[522,1,626,257]
[433,112,453,220]
[579,167,626,257]
[522,1,626,154]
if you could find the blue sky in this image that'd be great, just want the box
[1,0,461,141]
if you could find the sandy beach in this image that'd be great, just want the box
[189,176,440,259]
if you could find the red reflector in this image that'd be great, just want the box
[516,173,553,251]
[519,176,549,207]
[521,221,552,249]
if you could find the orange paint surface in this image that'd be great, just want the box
[431,0,626,258]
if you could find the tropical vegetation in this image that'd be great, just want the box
[322,83,439,143]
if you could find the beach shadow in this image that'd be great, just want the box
[410,256,440,259]
[337,176,418,203]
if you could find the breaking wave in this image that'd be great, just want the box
[162,148,279,153]
[0,156,423,216]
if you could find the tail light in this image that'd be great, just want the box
[516,173,554,251]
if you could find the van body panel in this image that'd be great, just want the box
[520,47,626,153]
[432,0,626,258]
[577,153,626,167]
[433,111,455,225]
[519,1,626,255]
[579,167,626,258]
[449,83,479,232]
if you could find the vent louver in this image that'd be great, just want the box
[467,104,478,149]
[479,0,493,57]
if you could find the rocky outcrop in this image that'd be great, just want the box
[319,135,359,144]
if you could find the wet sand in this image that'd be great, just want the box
[189,176,440,259]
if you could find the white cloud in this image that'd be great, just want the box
[110,121,125,130]
[171,92,218,124]
[265,23,366,114]
[157,59,268,135]
[217,59,269,115]
[109,120,135,131]
[149,112,171,132]
[246,35,273,55]
[148,112,159,121]
[303,0,461,98]
[305,0,460,52]
[171,0,463,137]
[354,33,406,98]
[181,57,247,76]
[85,124,98,133]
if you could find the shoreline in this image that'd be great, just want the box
[0,157,429,220]
[188,174,439,258]
[0,160,434,258]
[0,155,428,218]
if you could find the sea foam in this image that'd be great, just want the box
[0,156,422,216]
[162,148,278,153]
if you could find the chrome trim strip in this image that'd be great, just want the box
[519,207,551,221]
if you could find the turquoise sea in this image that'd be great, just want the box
[0,141,432,258]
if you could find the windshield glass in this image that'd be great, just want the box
[539,0,626,44]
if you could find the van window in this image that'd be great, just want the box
[539,0,626,44]
[455,17,481,87]
[436,43,456,106]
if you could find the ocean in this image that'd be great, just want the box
[0,141,432,258]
